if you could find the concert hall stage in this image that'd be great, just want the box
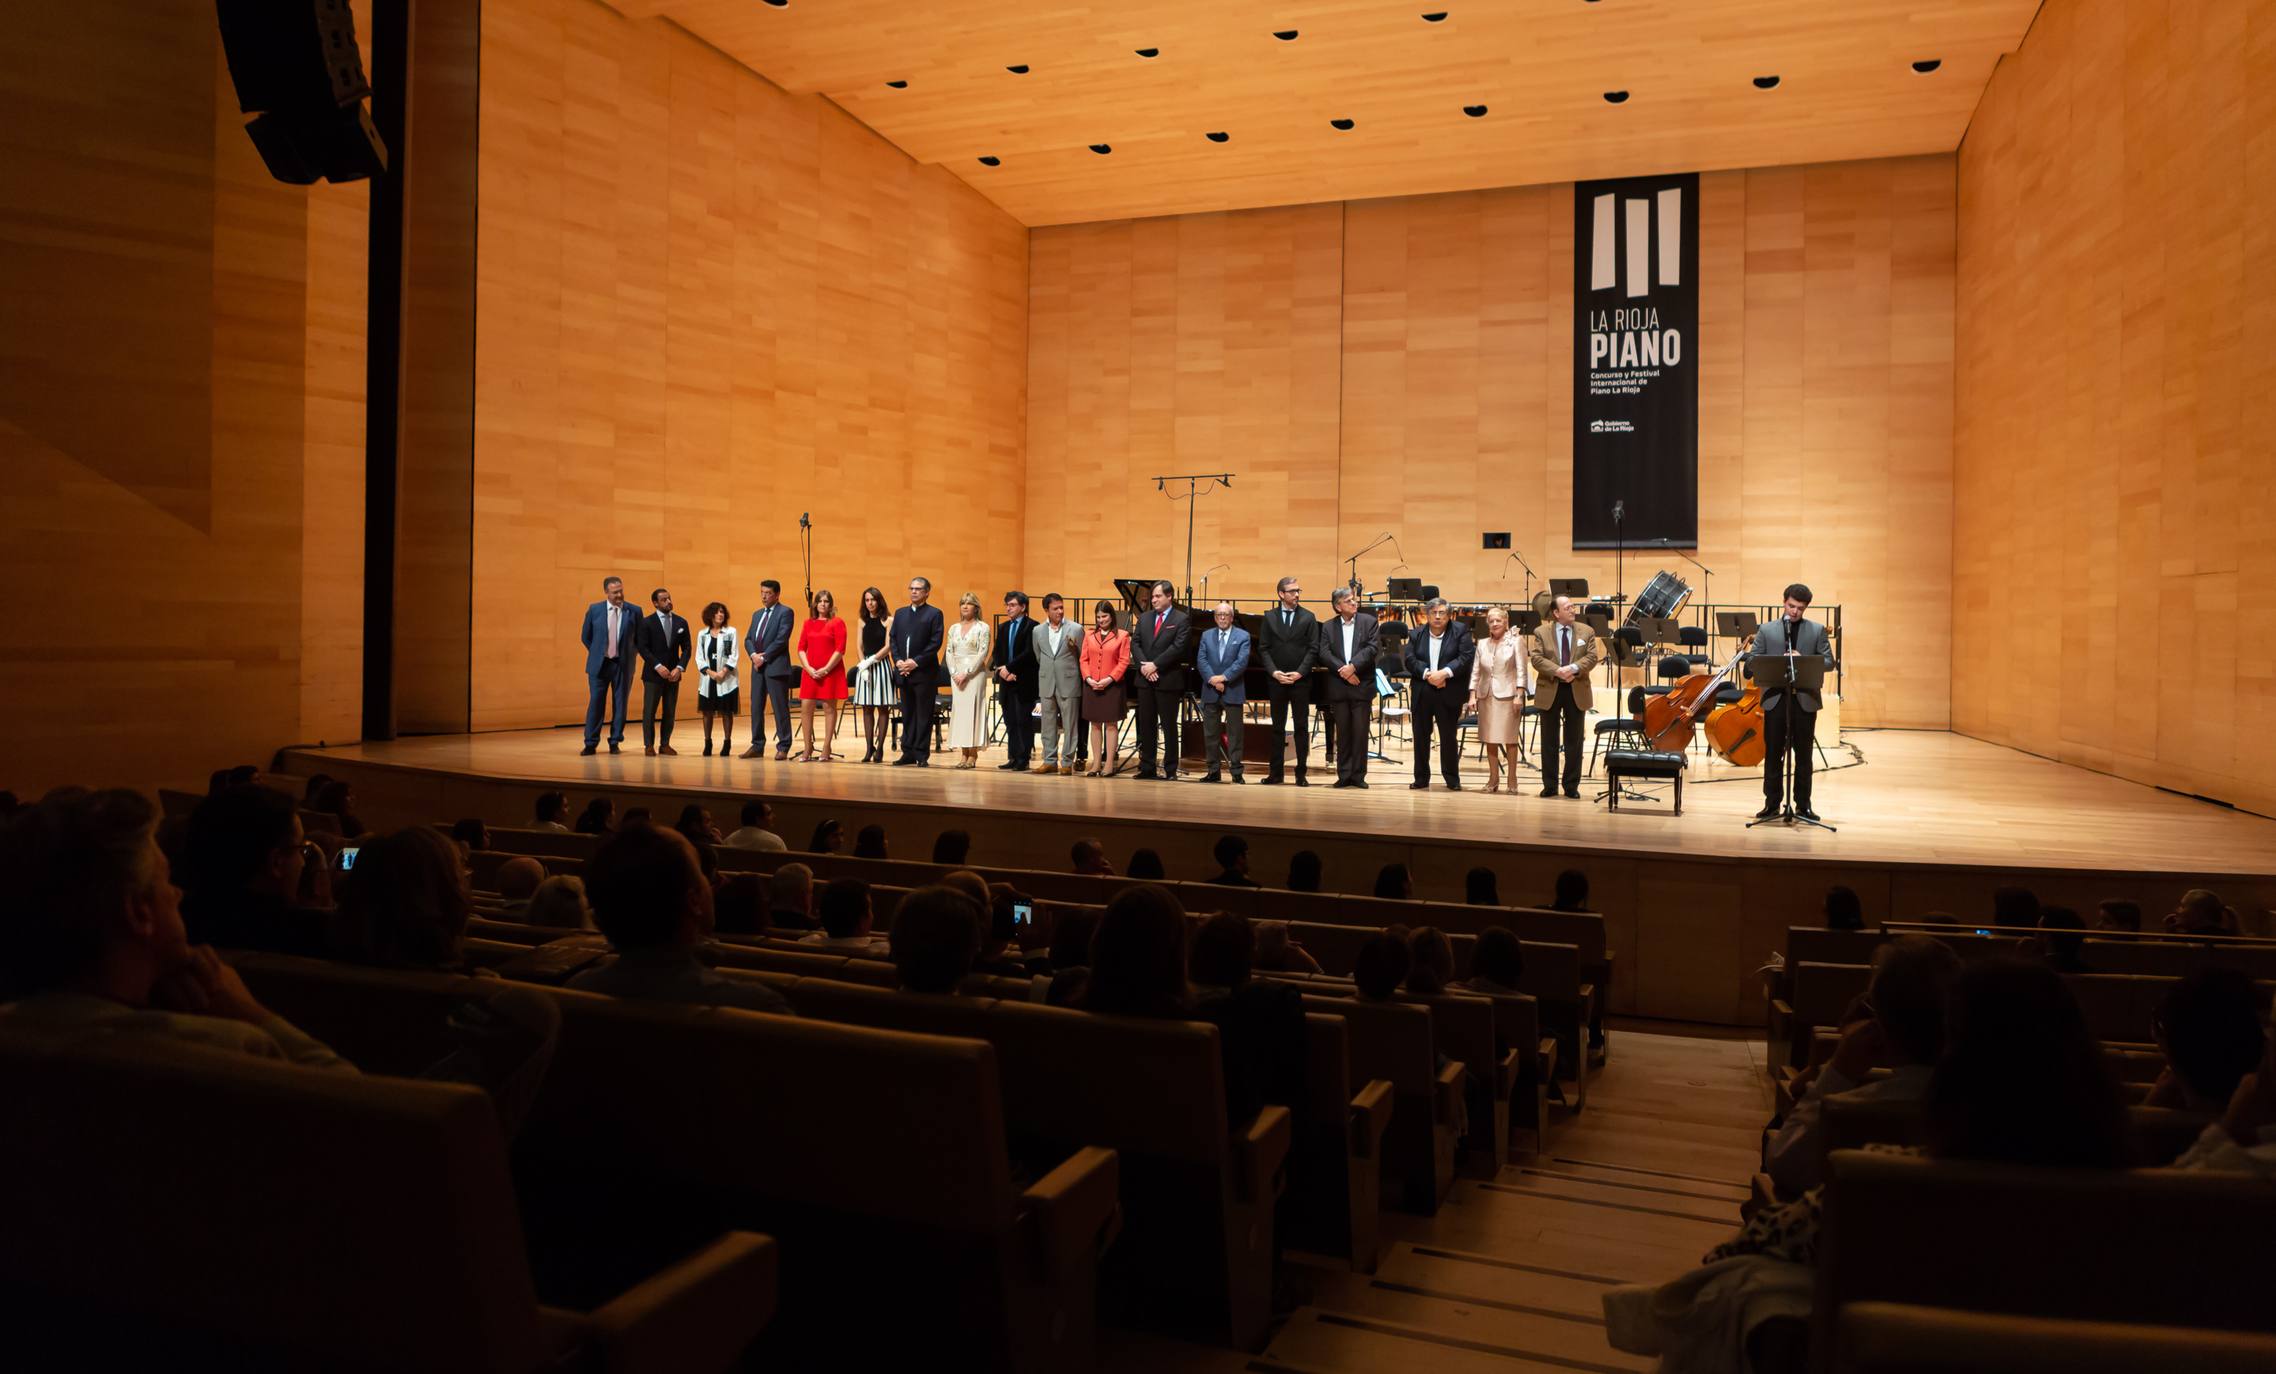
[287,729,2276,1025]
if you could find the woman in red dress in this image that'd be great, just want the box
[795,589,850,761]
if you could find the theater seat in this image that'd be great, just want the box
[1296,992,1460,1215]
[1836,1303,2276,1374]
[0,1023,775,1374]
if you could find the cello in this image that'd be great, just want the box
[1704,670,1766,766]
[1639,650,1742,754]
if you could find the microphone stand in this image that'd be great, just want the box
[1503,549,1536,614]
[798,513,815,614]
[1671,547,1712,637]
[1152,472,1235,607]
[1342,532,1395,601]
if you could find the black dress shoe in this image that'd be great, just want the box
[1797,807,1821,822]
[1135,770,1158,781]
[1563,788,1580,799]
[1446,782,1462,792]
[1755,804,1782,820]
[608,742,620,754]
[1232,774,1247,785]
[1294,774,1310,787]
[1350,780,1369,789]
[1333,781,1354,789]
[1202,772,1222,783]
[1260,774,1283,786]
[580,745,598,756]
[997,760,1023,770]
[1162,771,1179,782]
[1539,787,1557,797]
[890,758,915,767]
[1409,781,1429,790]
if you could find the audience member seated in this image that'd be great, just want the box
[296,770,332,804]
[1189,912,1309,1128]
[566,825,791,1014]
[1406,926,1455,996]
[2172,1033,2276,1176]
[940,868,993,914]
[931,828,972,865]
[809,819,845,854]
[493,856,547,915]
[209,763,260,796]
[2166,888,2238,936]
[1991,883,2040,931]
[1286,849,1323,893]
[1373,863,1413,901]
[722,799,785,851]
[1070,837,1114,876]
[1207,833,1260,887]
[309,779,367,838]
[2145,967,2268,1113]
[853,824,888,859]
[1458,927,1527,997]
[712,873,769,937]
[800,878,887,954]
[1253,919,1325,975]
[1039,907,1101,1007]
[889,885,983,994]
[2035,907,2092,972]
[768,863,818,931]
[1764,935,1962,1194]
[0,788,350,1070]
[1127,847,1166,880]
[533,789,571,832]
[1464,866,1500,907]
[332,826,478,971]
[449,817,489,853]
[1082,884,1192,1018]
[178,784,332,955]
[1824,884,1864,932]
[675,804,723,848]
[1548,868,1590,912]
[1352,931,1411,1002]
[573,797,615,835]
[2095,898,2143,933]
[523,874,592,931]
[980,884,1044,975]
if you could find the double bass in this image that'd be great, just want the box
[1639,650,1741,754]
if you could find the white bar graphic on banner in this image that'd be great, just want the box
[1591,194,1617,292]
[1624,199,1649,298]
[1657,187,1681,286]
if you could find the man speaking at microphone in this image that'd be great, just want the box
[1750,583,1833,821]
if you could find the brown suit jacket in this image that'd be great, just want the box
[1527,619,1603,710]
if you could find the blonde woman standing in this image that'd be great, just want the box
[944,591,992,768]
[1467,606,1531,793]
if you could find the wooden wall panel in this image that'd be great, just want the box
[474,0,1028,732]
[0,0,365,793]
[1954,0,2276,817]
[1029,157,1956,728]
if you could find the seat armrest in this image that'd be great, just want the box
[1020,1145,1121,1273]
[1496,1047,1522,1100]
[1234,1105,1294,1204]
[1349,1078,1395,1159]
[1575,982,1597,1022]
[1433,1060,1467,1127]
[1535,1036,1559,1084]
[579,1231,778,1374]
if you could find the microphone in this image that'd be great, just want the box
[1613,499,1625,522]
[799,511,810,528]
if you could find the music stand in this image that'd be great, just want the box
[1548,578,1589,602]
[1386,576,1424,603]
[1743,654,1836,832]
[1638,616,1683,648]
[1514,609,1543,635]
[1714,611,1760,641]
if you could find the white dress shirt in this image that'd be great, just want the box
[606,603,623,657]
[1340,617,1356,663]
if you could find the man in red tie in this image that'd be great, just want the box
[1128,580,1192,780]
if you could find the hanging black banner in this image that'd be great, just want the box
[1572,171,1699,549]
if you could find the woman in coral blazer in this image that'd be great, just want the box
[1077,602,1132,777]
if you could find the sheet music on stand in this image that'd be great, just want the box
[1714,611,1761,641]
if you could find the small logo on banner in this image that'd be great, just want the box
[1589,419,1635,434]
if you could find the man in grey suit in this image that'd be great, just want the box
[1030,593,1084,774]
[1750,582,1834,821]
[1318,588,1379,789]
[740,579,797,760]
[1195,602,1251,783]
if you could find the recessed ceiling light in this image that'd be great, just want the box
[1753,75,1780,90]
[1330,117,1355,130]
[1912,59,1942,74]
[1089,143,1112,154]
[1135,47,1159,58]
[1463,104,1487,117]
[977,155,1001,166]
[1603,90,1629,104]
[1006,64,1029,74]
[1421,10,1448,19]
[760,0,786,7]
[1273,29,1299,41]
[885,79,907,89]
[1205,131,1230,143]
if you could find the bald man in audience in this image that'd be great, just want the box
[1071,837,1114,877]
[567,825,790,1014]
[768,863,817,931]
[494,857,547,915]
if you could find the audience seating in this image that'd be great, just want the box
[228,954,1117,1373]
[0,1021,777,1374]
[1814,1149,2276,1373]
[1296,992,1462,1215]
[1835,1303,2276,1374]
[1400,989,1518,1170]
[1290,1012,1397,1273]
[1816,1095,2218,1171]
[739,974,1289,1350]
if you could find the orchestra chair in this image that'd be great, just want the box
[1834,1304,2276,1374]
[1587,691,1649,776]
[0,1019,778,1374]
[1679,623,1710,667]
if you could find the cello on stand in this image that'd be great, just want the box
[1638,649,1765,765]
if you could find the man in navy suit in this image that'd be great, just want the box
[740,579,797,760]
[1128,580,1191,781]
[578,575,634,755]
[991,590,1040,771]
[637,586,693,756]
[889,576,945,767]
[1195,601,1251,783]
[1403,597,1474,790]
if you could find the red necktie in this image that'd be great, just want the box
[1155,612,1165,637]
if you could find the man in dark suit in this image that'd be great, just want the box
[1128,580,1191,780]
[578,575,634,756]
[991,590,1040,771]
[637,586,692,756]
[1404,597,1474,790]
[1750,582,1836,822]
[740,579,797,760]
[1256,574,1320,786]
[1318,588,1379,789]
[889,576,945,767]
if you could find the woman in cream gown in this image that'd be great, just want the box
[1467,605,1532,794]
[944,592,992,767]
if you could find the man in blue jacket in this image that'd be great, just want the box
[1195,601,1251,783]
[578,576,633,755]
[740,580,797,760]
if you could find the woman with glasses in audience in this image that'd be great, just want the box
[795,589,849,762]
[693,600,739,757]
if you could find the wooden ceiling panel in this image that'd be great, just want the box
[615,1,2040,224]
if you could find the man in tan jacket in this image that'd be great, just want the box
[1528,595,1603,797]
